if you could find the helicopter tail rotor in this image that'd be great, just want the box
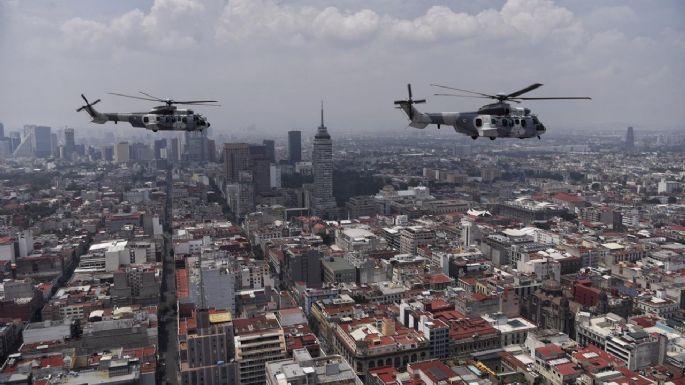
[394,83,425,120]
[76,94,101,116]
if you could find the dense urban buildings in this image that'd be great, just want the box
[0,117,685,385]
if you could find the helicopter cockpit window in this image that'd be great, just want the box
[532,116,539,124]
[475,118,482,127]
[187,110,194,115]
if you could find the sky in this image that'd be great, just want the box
[1,0,684,136]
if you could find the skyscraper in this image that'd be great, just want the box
[0,122,4,138]
[288,130,301,164]
[311,103,337,219]
[262,139,275,163]
[223,143,251,183]
[62,128,75,160]
[184,130,208,162]
[249,145,271,194]
[169,137,180,163]
[114,142,130,163]
[625,126,635,153]
[153,139,166,160]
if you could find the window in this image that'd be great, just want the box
[182,117,187,123]
[502,120,508,127]
[515,119,519,125]
[521,119,526,127]
[143,116,149,123]
[156,116,161,122]
[475,118,482,127]
[491,118,496,125]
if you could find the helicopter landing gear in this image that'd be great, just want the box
[471,136,478,140]
[490,137,496,141]
[537,136,541,140]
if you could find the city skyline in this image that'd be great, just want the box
[1,0,683,133]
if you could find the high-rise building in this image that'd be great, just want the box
[223,143,251,183]
[0,122,4,138]
[625,126,635,153]
[170,137,180,163]
[153,139,166,160]
[207,139,216,162]
[114,142,130,163]
[179,308,237,385]
[184,130,208,162]
[233,314,286,385]
[61,128,76,160]
[288,130,301,164]
[262,139,275,163]
[15,125,52,158]
[311,104,337,219]
[249,145,271,194]
[102,145,114,161]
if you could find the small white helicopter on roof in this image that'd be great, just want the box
[394,83,590,140]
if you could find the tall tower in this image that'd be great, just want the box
[311,102,337,219]
[288,130,301,164]
[625,126,635,153]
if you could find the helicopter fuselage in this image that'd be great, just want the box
[86,105,210,132]
[404,102,546,139]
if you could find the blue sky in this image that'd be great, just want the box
[1,0,683,134]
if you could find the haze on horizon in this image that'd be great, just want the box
[0,0,683,135]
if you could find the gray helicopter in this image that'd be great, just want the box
[77,92,218,132]
[395,83,590,140]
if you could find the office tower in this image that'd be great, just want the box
[114,142,130,163]
[288,130,301,164]
[178,308,237,385]
[184,130,208,162]
[223,143,251,183]
[62,128,75,160]
[249,145,271,194]
[311,104,337,219]
[625,126,635,153]
[262,139,275,163]
[0,122,4,138]
[207,139,216,162]
[170,137,180,163]
[22,125,52,158]
[102,146,114,161]
[269,164,281,189]
[153,139,166,160]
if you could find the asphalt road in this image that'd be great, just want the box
[158,168,179,385]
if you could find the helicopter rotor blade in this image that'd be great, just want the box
[412,99,426,104]
[108,92,160,102]
[407,84,413,99]
[173,100,219,104]
[515,97,592,100]
[430,84,494,98]
[138,91,165,101]
[81,94,89,104]
[91,99,101,106]
[176,103,221,107]
[507,83,543,98]
[434,93,492,99]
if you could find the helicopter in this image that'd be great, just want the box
[394,83,590,140]
[76,92,219,132]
